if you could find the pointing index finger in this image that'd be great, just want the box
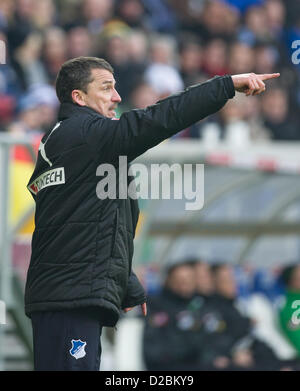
[259,73,280,81]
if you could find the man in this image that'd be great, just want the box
[200,264,255,370]
[199,264,288,371]
[142,260,204,371]
[279,264,300,356]
[194,260,214,300]
[25,56,279,370]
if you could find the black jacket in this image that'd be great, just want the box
[143,288,207,371]
[199,295,282,370]
[200,295,252,359]
[25,75,235,326]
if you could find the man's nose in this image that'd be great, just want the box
[112,88,122,103]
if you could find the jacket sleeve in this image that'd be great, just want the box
[82,75,235,163]
[121,270,146,309]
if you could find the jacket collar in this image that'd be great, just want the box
[58,102,105,121]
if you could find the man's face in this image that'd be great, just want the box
[166,265,196,298]
[214,266,237,299]
[82,68,121,118]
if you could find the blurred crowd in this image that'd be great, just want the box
[1,0,300,142]
[142,259,300,371]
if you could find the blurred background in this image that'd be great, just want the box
[1,0,300,371]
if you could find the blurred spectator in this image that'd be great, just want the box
[228,42,255,74]
[194,260,215,299]
[82,0,114,35]
[0,94,15,129]
[1,0,300,141]
[238,5,272,45]
[143,260,205,371]
[118,80,158,115]
[144,63,184,100]
[67,26,93,58]
[224,0,264,14]
[264,0,285,38]
[8,83,58,136]
[43,27,68,84]
[202,39,229,77]
[251,267,285,300]
[148,34,178,66]
[101,32,146,100]
[285,0,300,28]
[254,44,279,74]
[261,87,300,140]
[115,0,147,30]
[144,35,184,99]
[128,81,159,110]
[220,93,271,143]
[10,31,48,90]
[244,267,299,361]
[8,101,44,137]
[31,0,56,31]
[6,0,34,68]
[242,95,271,140]
[278,264,300,357]
[142,0,178,34]
[178,38,204,87]
[15,0,35,22]
[0,31,20,127]
[199,264,288,370]
[0,0,15,31]
[200,0,240,41]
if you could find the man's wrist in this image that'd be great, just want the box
[224,75,236,99]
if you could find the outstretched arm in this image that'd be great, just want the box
[83,75,235,163]
[83,73,280,163]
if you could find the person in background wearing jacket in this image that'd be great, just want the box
[142,260,206,371]
[200,264,298,371]
[278,264,300,357]
[24,55,279,370]
[194,260,215,301]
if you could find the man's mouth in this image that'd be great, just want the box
[110,106,117,116]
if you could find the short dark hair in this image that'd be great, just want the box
[210,262,230,276]
[164,257,198,277]
[55,56,114,104]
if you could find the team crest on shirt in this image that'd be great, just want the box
[69,339,87,359]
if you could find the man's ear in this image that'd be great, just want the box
[71,90,86,106]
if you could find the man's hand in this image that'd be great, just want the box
[123,302,147,316]
[231,72,280,96]
[232,349,254,368]
[213,356,230,369]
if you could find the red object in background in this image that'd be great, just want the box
[0,95,16,124]
[13,134,41,163]
[12,240,32,282]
